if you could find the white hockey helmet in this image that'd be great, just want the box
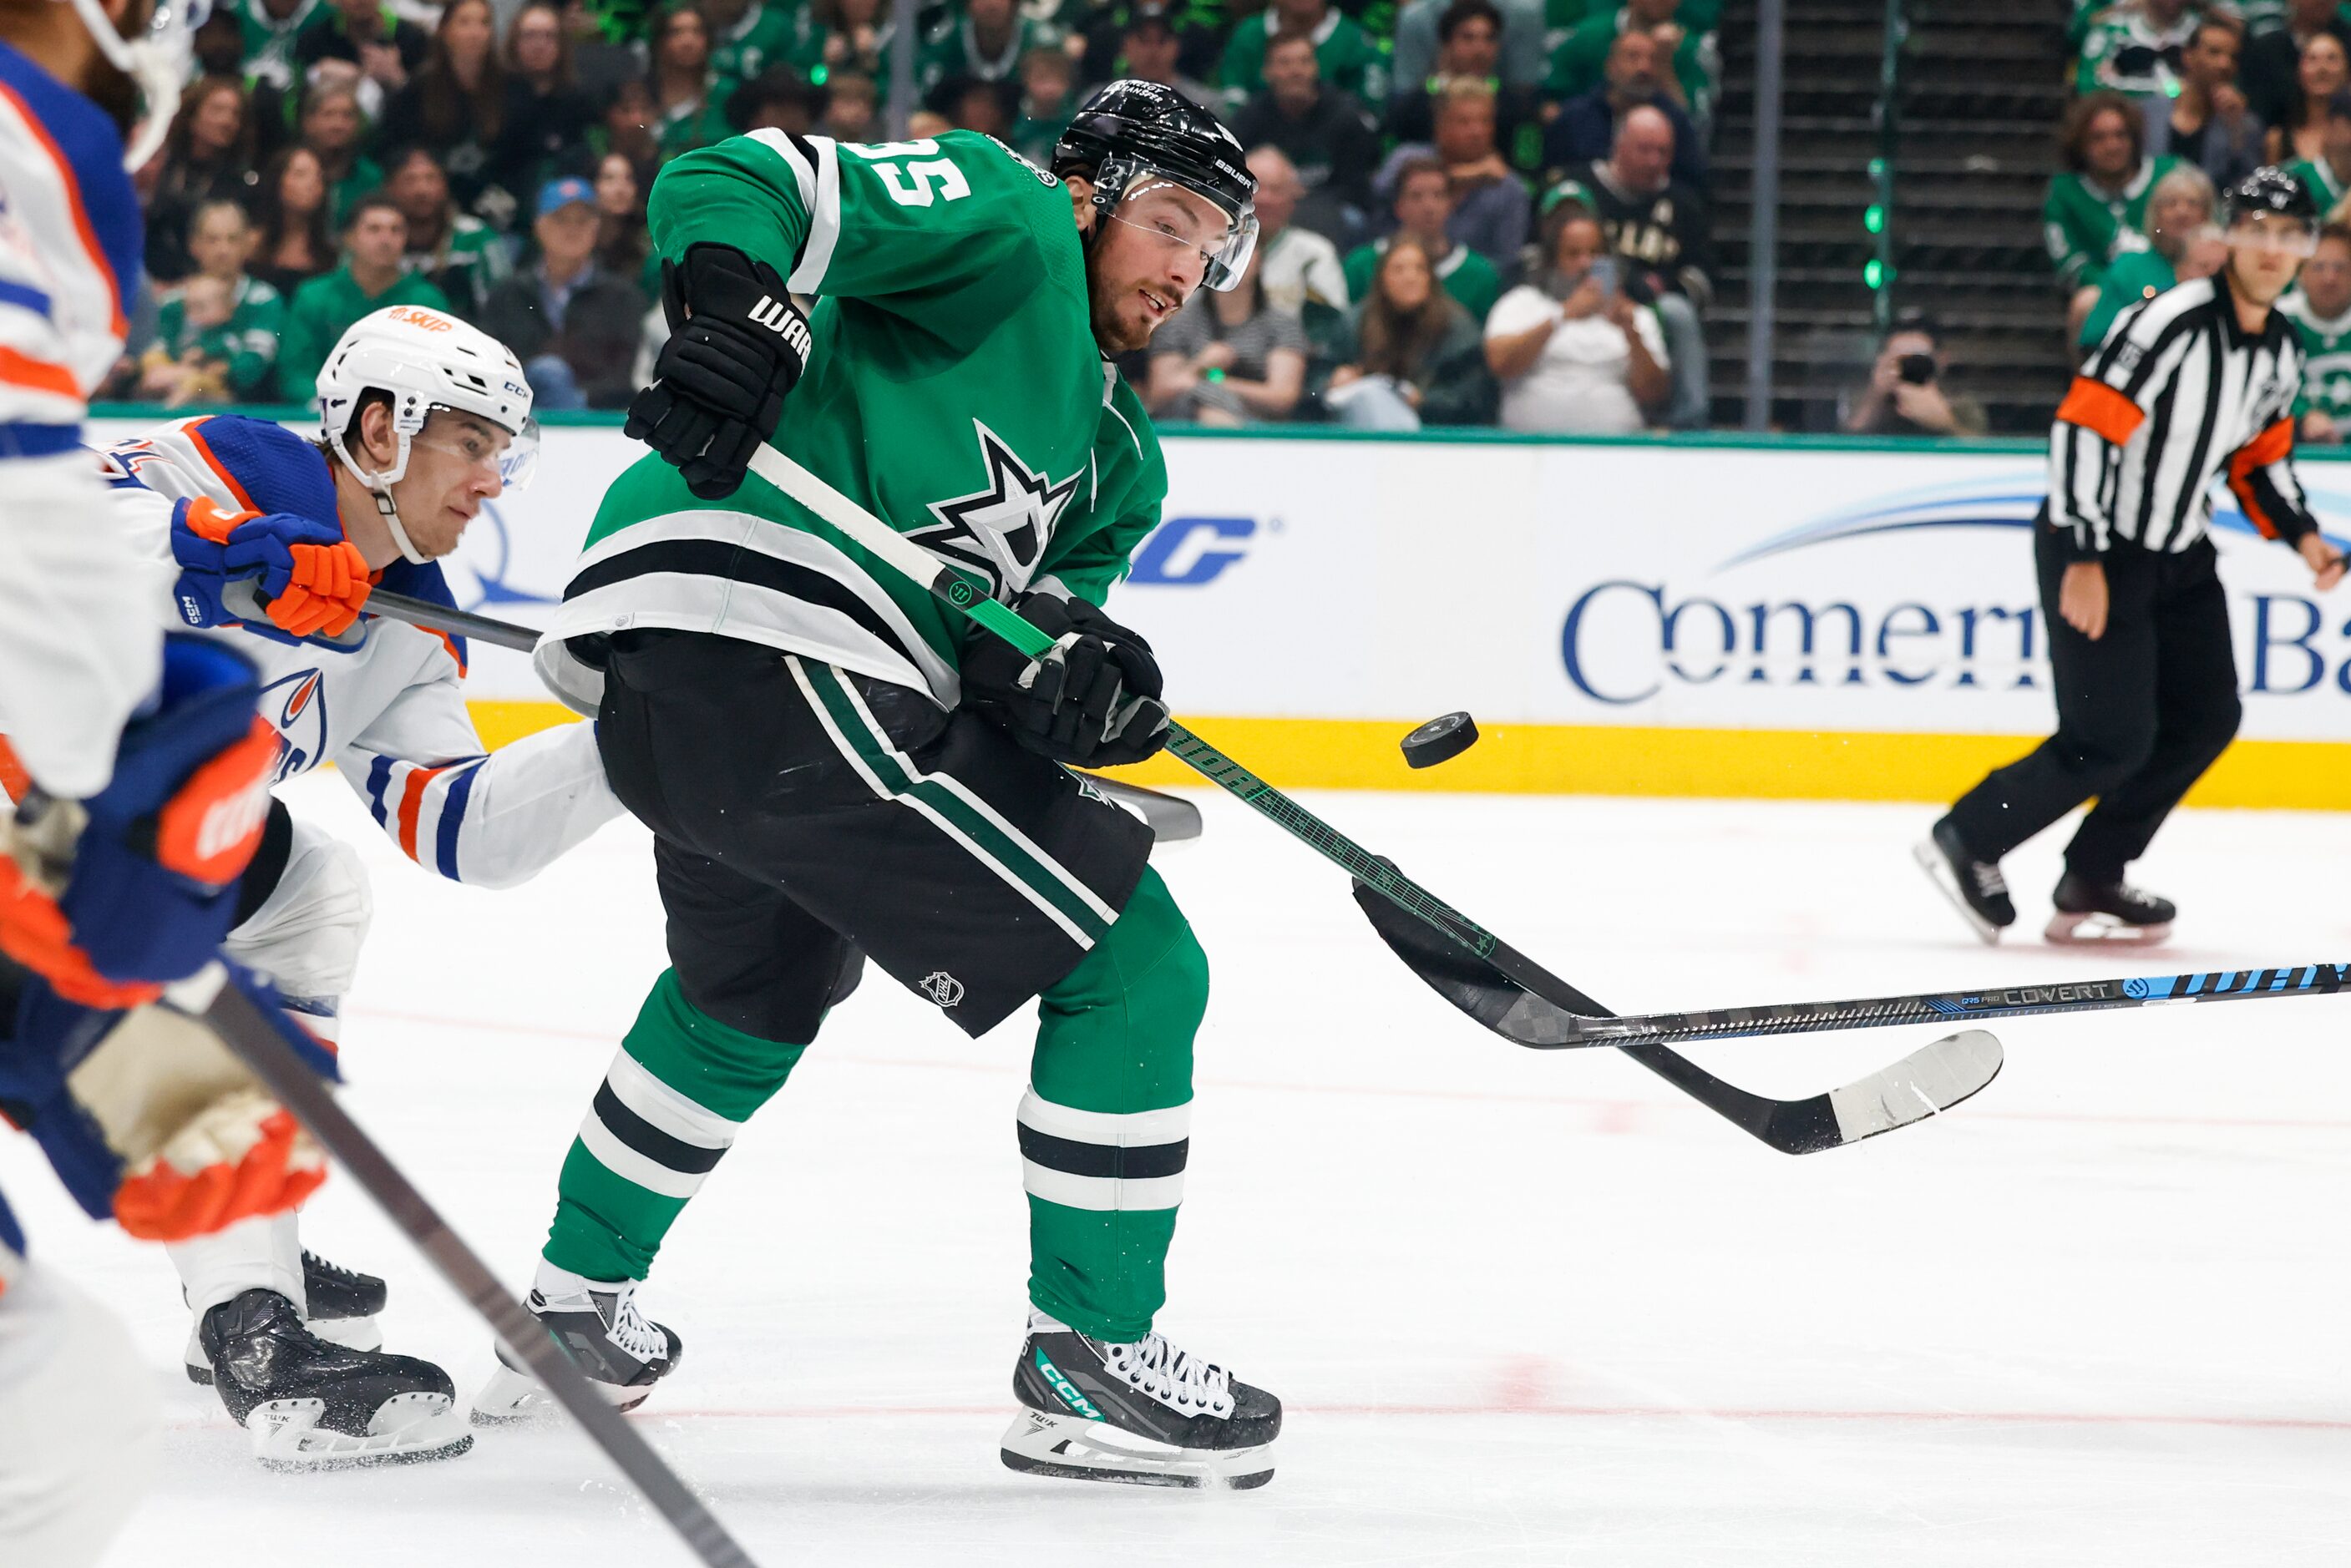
[57,0,210,169]
[317,304,540,565]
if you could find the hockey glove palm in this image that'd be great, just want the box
[962,590,1171,767]
[625,244,811,500]
[0,636,278,1009]
[171,498,374,644]
[2,962,337,1242]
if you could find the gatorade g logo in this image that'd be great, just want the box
[1032,1349,1102,1420]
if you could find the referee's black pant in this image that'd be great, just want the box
[1946,515,2242,883]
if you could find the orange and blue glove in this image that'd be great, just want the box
[170,498,373,645]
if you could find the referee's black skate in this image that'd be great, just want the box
[1001,1311,1280,1490]
[2046,871,2175,945]
[469,1273,681,1423]
[185,1249,388,1383]
[199,1288,471,1468]
[1913,817,2015,943]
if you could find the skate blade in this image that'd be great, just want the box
[998,1408,1274,1490]
[246,1392,474,1469]
[186,1313,383,1385]
[2044,911,2172,947]
[468,1359,654,1425]
[1913,838,2003,945]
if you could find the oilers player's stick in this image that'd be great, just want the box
[336,586,1206,846]
[742,443,2003,1155]
[188,965,761,1568]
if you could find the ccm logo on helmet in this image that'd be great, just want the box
[387,307,455,332]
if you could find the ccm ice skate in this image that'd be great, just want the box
[198,1287,470,1467]
[1001,1311,1281,1490]
[2045,871,2175,944]
[1914,817,2016,943]
[470,1272,681,1422]
[185,1249,388,1382]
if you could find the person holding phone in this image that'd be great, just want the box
[1846,310,1989,437]
[1483,196,1668,432]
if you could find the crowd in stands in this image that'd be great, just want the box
[2051,0,2351,444]
[115,0,1726,432]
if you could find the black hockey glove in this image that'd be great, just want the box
[625,244,812,500]
[962,589,1171,768]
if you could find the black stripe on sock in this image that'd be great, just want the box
[1016,1125,1188,1181]
[592,1082,727,1175]
[565,539,907,655]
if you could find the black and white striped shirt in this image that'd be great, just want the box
[2050,274,2317,557]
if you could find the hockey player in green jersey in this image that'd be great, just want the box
[482,83,1281,1490]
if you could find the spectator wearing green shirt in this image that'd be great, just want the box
[296,80,382,230]
[704,0,798,91]
[292,0,428,110]
[2075,0,2202,99]
[650,3,732,158]
[2080,164,2227,347]
[2045,89,2180,341]
[1548,0,1716,129]
[1345,153,1503,321]
[2286,85,2351,210]
[277,194,455,398]
[2281,220,2351,439]
[139,201,287,407]
[228,0,324,94]
[1220,0,1388,109]
[386,145,514,322]
[918,0,1047,94]
[1010,45,1081,163]
[784,0,896,84]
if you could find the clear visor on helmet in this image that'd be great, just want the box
[412,407,542,493]
[2227,208,2321,257]
[1105,161,1259,291]
[68,0,211,168]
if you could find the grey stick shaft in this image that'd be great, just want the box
[887,0,918,138]
[199,974,761,1568]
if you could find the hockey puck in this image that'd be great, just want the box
[1401,711,1478,769]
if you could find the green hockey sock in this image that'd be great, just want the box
[1021,866,1208,1343]
[544,969,807,1282]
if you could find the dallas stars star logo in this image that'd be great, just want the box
[910,421,1082,600]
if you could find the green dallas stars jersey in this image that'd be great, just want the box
[2278,290,2351,422]
[537,129,1170,716]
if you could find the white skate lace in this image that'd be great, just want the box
[1099,1333,1236,1419]
[1970,860,2008,899]
[599,1288,667,1363]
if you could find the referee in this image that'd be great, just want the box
[1920,168,2346,945]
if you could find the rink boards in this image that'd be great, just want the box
[91,417,2351,808]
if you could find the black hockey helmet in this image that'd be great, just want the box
[2225,165,2320,232]
[1053,78,1259,290]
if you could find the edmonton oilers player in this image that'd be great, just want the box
[0,0,342,1551]
[97,303,624,1465]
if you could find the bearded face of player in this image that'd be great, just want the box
[1072,176,1229,355]
[342,402,514,563]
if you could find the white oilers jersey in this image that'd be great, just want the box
[0,43,158,799]
[100,414,624,887]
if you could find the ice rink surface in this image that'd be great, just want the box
[7,769,2348,1567]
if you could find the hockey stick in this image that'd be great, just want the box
[347,588,1204,845]
[742,443,2001,1154]
[180,964,760,1568]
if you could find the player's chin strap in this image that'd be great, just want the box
[330,428,431,566]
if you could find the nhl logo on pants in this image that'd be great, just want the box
[920,971,965,1008]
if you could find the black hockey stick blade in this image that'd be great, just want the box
[1350,883,2004,1153]
[1077,773,1203,842]
[190,969,761,1568]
